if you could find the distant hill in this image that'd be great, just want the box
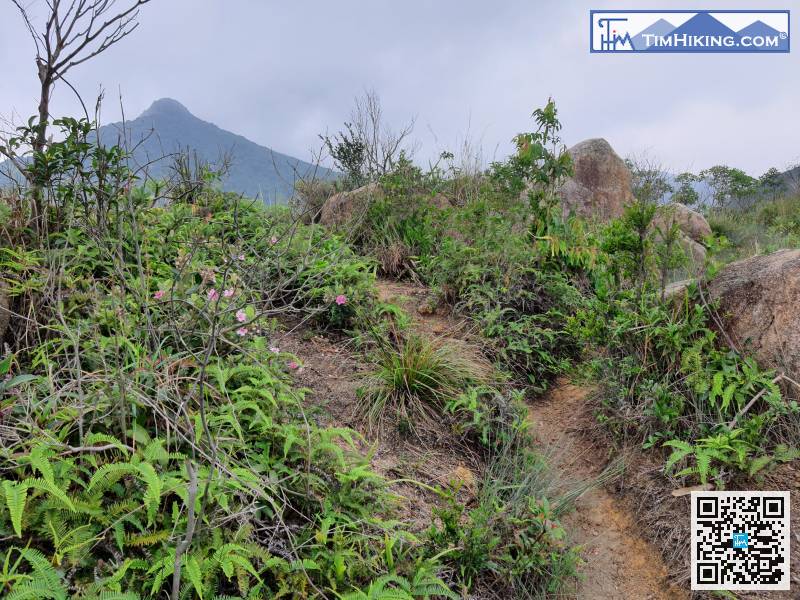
[1,98,334,202]
[779,164,800,190]
[96,98,334,202]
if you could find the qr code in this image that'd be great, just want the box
[691,491,791,590]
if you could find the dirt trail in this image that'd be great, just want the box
[278,279,479,532]
[285,278,686,598]
[380,280,685,598]
[529,380,687,600]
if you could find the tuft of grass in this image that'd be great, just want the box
[359,333,493,433]
[425,429,610,599]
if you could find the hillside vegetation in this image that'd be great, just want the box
[1,100,798,599]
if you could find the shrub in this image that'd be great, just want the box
[426,436,580,598]
[574,241,800,486]
[0,132,459,596]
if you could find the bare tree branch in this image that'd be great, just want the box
[6,0,152,236]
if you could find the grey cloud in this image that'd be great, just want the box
[1,0,798,175]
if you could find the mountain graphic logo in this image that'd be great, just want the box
[590,10,790,53]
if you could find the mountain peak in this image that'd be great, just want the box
[98,97,333,202]
[140,98,193,119]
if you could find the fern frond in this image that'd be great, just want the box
[87,463,139,495]
[22,477,76,511]
[135,462,162,526]
[5,546,67,600]
[125,529,171,547]
[3,480,28,537]
[85,433,131,456]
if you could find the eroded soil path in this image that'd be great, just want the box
[277,279,478,533]
[529,380,688,600]
[282,278,686,598]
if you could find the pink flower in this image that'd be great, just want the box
[236,327,248,337]
[238,254,245,261]
[236,309,247,323]
[223,288,235,298]
[270,236,278,245]
[154,290,165,300]
[287,361,299,370]
[335,294,347,306]
[270,346,280,353]
[207,288,219,302]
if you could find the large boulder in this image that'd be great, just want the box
[663,278,693,301]
[680,237,707,273]
[319,183,383,228]
[653,203,711,244]
[651,203,711,274]
[707,249,800,380]
[558,138,635,222]
[429,193,452,210]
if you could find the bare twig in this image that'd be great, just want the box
[727,373,800,429]
[171,459,198,600]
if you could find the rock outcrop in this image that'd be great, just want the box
[319,185,451,228]
[429,194,452,211]
[663,278,693,301]
[707,249,800,380]
[558,138,635,222]
[653,203,711,244]
[652,203,712,273]
[319,183,383,228]
[680,237,707,272]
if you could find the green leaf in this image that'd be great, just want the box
[663,439,693,473]
[136,463,162,527]
[748,455,773,476]
[0,354,11,377]
[3,480,28,537]
[2,374,38,389]
[28,447,53,485]
[721,383,737,412]
[696,450,713,484]
[184,555,204,600]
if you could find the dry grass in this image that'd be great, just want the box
[358,332,494,434]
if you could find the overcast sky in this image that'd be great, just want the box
[1,0,798,175]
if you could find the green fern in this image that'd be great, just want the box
[87,461,162,525]
[85,433,131,455]
[663,439,693,474]
[28,444,56,484]
[183,554,204,600]
[338,575,416,600]
[125,529,171,547]
[135,462,162,526]
[3,480,28,537]
[2,546,67,600]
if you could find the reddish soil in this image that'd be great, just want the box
[280,278,710,599]
[275,279,480,532]
[532,380,800,599]
[528,379,688,600]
